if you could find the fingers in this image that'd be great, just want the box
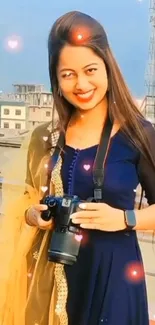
[71,213,102,226]
[71,210,100,221]
[37,215,53,229]
[27,205,52,229]
[34,204,48,211]
[80,223,103,229]
[79,202,104,211]
[72,217,103,225]
[72,218,94,224]
[80,223,115,232]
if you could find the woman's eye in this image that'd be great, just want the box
[86,68,97,75]
[61,72,74,79]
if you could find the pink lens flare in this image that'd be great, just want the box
[75,234,83,242]
[83,164,91,171]
[4,35,23,53]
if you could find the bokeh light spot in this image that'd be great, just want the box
[4,35,23,53]
[70,26,90,44]
[124,261,145,284]
[75,234,83,242]
[83,164,91,171]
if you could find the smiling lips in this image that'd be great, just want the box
[75,89,95,103]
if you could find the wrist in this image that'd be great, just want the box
[115,208,126,230]
[115,209,137,231]
[132,209,145,231]
[25,208,34,226]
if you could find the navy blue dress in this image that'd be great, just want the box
[61,127,155,325]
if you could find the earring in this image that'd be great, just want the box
[58,87,62,97]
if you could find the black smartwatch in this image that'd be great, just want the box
[124,210,136,230]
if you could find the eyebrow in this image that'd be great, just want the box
[59,63,98,73]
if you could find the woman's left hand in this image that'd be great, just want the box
[71,202,126,232]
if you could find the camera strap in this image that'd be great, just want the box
[92,117,112,201]
[49,117,112,201]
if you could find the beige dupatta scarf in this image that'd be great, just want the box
[0,125,68,325]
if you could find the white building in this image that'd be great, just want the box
[12,84,54,129]
[0,100,27,131]
[0,84,55,131]
[26,91,54,129]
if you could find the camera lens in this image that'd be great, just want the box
[48,230,82,265]
[48,251,77,265]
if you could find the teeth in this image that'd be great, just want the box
[77,90,94,99]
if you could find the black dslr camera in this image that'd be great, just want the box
[41,195,94,266]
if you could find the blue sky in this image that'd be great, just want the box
[0,0,150,97]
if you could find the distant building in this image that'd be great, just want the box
[0,84,55,130]
[0,100,27,131]
[13,84,54,129]
[25,91,54,129]
[13,84,45,94]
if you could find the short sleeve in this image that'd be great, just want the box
[137,121,155,205]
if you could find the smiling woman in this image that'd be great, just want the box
[57,46,108,108]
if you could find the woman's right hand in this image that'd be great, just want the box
[25,204,53,230]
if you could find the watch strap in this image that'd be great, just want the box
[124,210,136,230]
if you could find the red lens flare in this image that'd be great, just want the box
[70,26,91,45]
[124,261,145,284]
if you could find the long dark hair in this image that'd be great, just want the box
[48,10,155,169]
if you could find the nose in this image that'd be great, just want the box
[75,74,90,91]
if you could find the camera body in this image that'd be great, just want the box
[41,195,85,265]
